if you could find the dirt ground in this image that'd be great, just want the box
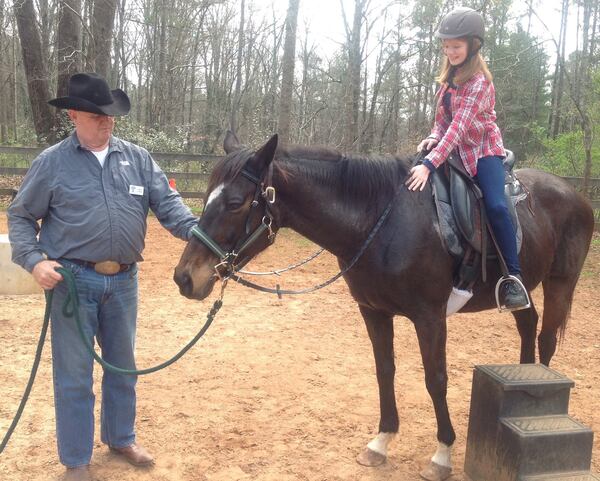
[0,213,598,481]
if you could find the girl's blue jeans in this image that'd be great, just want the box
[50,259,138,467]
[475,155,522,276]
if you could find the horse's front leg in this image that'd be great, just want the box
[356,305,398,467]
[413,313,455,481]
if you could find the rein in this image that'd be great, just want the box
[229,198,395,297]
[238,247,324,276]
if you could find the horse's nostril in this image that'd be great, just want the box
[174,269,192,295]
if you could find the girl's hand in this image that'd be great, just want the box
[417,137,438,152]
[406,164,431,192]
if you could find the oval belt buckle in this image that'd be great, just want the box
[94,260,121,275]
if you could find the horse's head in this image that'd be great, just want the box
[174,132,279,300]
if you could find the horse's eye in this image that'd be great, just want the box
[226,202,245,212]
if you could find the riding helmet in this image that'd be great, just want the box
[435,7,485,42]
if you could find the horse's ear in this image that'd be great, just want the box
[224,130,241,154]
[250,134,278,171]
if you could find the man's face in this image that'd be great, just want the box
[68,110,115,148]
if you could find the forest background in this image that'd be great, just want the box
[1,0,599,196]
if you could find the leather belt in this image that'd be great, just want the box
[64,258,133,275]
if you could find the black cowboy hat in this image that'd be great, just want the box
[48,72,130,116]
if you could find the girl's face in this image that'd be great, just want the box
[443,38,469,66]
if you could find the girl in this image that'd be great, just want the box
[406,6,529,311]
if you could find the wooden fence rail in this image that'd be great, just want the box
[1,146,598,228]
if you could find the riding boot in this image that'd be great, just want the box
[499,275,529,310]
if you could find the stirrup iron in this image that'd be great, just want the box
[495,275,531,313]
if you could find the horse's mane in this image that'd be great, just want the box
[208,144,414,204]
[277,145,412,203]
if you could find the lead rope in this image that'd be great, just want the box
[0,267,224,454]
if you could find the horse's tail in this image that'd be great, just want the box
[557,191,595,342]
[558,291,573,342]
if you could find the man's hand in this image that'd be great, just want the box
[32,260,64,290]
[417,137,438,152]
[406,164,432,192]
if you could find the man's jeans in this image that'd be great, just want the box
[50,260,138,467]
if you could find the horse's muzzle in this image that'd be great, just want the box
[173,266,216,300]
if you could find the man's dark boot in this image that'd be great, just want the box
[500,275,529,311]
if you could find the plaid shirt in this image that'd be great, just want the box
[426,72,505,177]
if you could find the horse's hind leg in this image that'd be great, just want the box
[539,276,578,365]
[512,299,539,363]
[356,305,398,467]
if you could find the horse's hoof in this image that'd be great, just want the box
[356,447,386,467]
[419,461,452,481]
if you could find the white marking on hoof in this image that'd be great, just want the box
[430,441,452,468]
[366,432,395,456]
[356,447,386,467]
[356,432,395,466]
[419,461,453,481]
[206,183,224,208]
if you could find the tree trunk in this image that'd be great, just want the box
[342,0,366,151]
[277,0,299,145]
[549,0,568,138]
[91,0,117,78]
[13,0,54,142]
[230,0,245,133]
[57,0,81,97]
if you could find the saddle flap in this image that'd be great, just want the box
[449,165,479,244]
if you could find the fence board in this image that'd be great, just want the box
[0,147,598,214]
[561,176,600,188]
[0,146,221,164]
[0,166,208,181]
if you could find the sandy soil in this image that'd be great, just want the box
[0,213,598,481]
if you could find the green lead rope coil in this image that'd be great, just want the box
[1,266,223,454]
[58,267,222,375]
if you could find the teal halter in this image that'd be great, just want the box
[190,167,276,279]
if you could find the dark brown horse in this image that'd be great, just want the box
[174,132,594,480]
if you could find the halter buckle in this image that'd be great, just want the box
[214,253,237,280]
[263,186,276,204]
[262,216,275,240]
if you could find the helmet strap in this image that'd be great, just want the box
[454,36,483,68]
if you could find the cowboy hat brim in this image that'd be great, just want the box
[48,88,130,116]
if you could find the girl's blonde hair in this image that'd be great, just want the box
[436,38,492,85]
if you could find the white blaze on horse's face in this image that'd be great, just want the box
[206,183,225,209]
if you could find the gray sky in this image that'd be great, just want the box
[250,0,578,59]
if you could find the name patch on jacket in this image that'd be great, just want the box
[129,185,145,196]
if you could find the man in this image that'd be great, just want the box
[8,73,198,481]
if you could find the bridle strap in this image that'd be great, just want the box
[241,169,261,185]
[190,163,276,273]
[235,221,270,257]
[190,225,228,260]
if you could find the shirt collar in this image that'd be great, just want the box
[70,131,123,154]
